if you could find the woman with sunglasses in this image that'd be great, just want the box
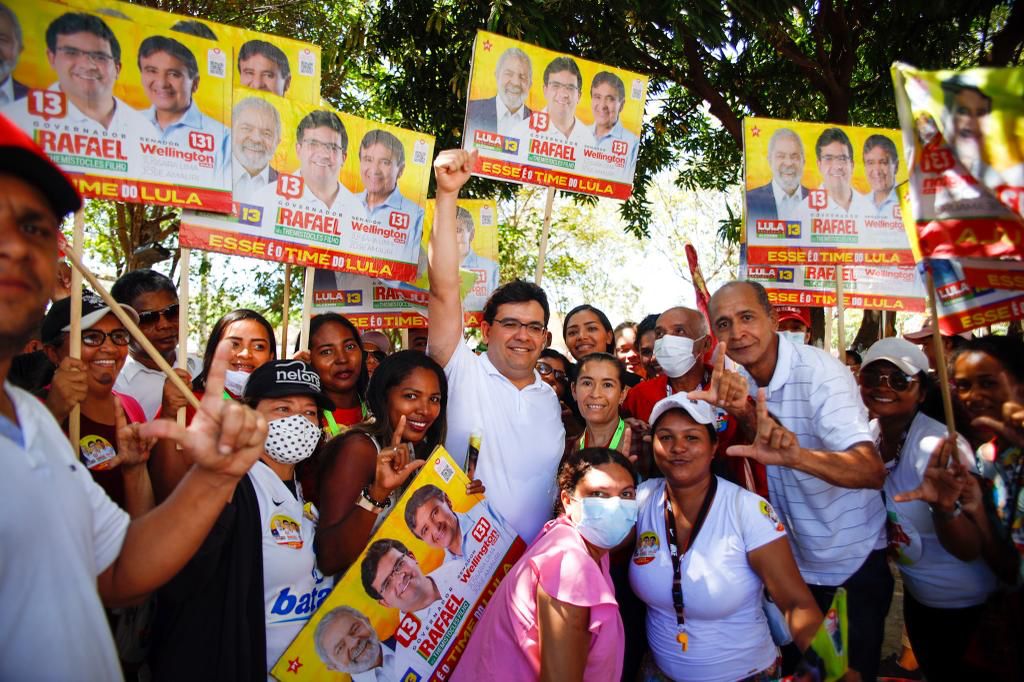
[861,338,996,680]
[537,348,584,441]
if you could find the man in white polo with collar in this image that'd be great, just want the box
[708,279,889,681]
[428,148,564,543]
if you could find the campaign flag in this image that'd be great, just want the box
[311,199,499,328]
[742,117,913,267]
[270,446,526,681]
[891,63,1023,291]
[61,0,322,104]
[3,0,233,211]
[180,89,435,282]
[463,31,648,200]
[922,257,1024,335]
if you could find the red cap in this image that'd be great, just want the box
[0,113,82,219]
[775,305,811,328]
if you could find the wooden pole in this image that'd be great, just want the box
[281,264,291,354]
[925,266,958,454]
[823,307,833,354]
[534,187,556,285]
[69,210,84,448]
[299,266,314,354]
[63,247,201,411]
[177,248,190,434]
[835,265,847,364]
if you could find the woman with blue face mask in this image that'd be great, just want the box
[630,394,823,681]
[452,447,638,682]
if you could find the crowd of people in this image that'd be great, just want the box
[2,117,1023,682]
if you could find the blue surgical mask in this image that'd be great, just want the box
[570,496,638,549]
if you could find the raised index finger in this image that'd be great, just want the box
[200,338,234,407]
[391,414,407,447]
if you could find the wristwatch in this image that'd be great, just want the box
[930,500,962,521]
[357,486,391,514]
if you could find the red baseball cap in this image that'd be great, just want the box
[0,113,82,219]
[775,305,811,328]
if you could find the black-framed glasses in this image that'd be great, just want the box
[861,368,916,392]
[494,317,546,337]
[81,329,131,347]
[137,303,179,326]
[380,553,408,596]
[536,361,566,382]
[56,46,115,65]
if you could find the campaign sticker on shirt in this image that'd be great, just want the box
[79,434,117,470]
[714,407,729,433]
[303,502,319,524]
[759,500,784,532]
[884,498,923,565]
[270,514,304,548]
[632,531,660,565]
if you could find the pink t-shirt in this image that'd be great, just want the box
[451,516,624,682]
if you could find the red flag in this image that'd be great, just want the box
[685,242,719,361]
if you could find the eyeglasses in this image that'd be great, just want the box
[494,317,546,337]
[820,154,851,164]
[536,361,567,382]
[861,368,917,392]
[137,303,180,326]
[56,46,115,65]
[81,329,131,347]
[301,139,345,155]
[547,81,579,94]
[380,553,408,596]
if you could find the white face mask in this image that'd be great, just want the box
[265,414,321,465]
[779,331,806,346]
[654,335,703,378]
[224,369,251,396]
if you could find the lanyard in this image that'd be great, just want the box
[663,475,718,652]
[323,400,369,437]
[580,418,626,451]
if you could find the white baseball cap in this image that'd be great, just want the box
[862,337,929,376]
[649,394,716,427]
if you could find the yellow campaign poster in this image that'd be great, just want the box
[270,446,526,681]
[463,30,648,200]
[180,88,435,283]
[60,0,322,104]
[311,200,499,329]
[743,117,913,267]
[891,63,1024,292]
[2,0,233,210]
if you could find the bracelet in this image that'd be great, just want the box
[360,486,391,510]
[930,500,962,521]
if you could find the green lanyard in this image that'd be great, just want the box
[322,400,369,437]
[580,418,626,451]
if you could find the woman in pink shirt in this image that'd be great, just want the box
[453,447,637,682]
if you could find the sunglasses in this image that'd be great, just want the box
[137,303,180,326]
[536,361,567,382]
[81,329,131,347]
[861,368,917,392]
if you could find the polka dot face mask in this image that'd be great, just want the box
[264,414,321,465]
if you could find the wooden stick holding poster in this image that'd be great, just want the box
[924,266,958,448]
[63,248,201,411]
[69,210,84,448]
[281,264,291,353]
[177,248,191,433]
[535,187,556,285]
[299,266,315,354]
[835,267,846,364]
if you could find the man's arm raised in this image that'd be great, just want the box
[427,149,477,367]
[96,340,267,607]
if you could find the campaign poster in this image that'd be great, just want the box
[2,0,233,211]
[925,258,1024,335]
[740,253,926,312]
[891,63,1024,290]
[61,0,322,104]
[179,89,435,282]
[270,446,526,681]
[311,199,499,328]
[742,117,913,266]
[463,30,648,200]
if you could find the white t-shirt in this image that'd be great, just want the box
[0,383,130,680]
[442,342,565,543]
[882,412,997,608]
[113,352,202,421]
[738,333,887,585]
[250,461,327,674]
[629,477,786,682]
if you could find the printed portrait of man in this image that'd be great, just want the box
[814,127,872,214]
[941,76,1024,187]
[231,96,281,203]
[746,127,809,224]
[238,39,290,96]
[862,134,898,217]
[464,46,533,142]
[314,606,395,682]
[293,109,357,213]
[360,538,444,617]
[0,3,27,105]
[587,71,638,171]
[512,56,589,146]
[355,129,424,263]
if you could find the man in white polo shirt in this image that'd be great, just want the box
[708,279,889,681]
[0,113,267,680]
[427,148,564,543]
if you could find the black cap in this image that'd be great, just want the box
[243,360,334,412]
[0,113,82,219]
[41,289,139,345]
